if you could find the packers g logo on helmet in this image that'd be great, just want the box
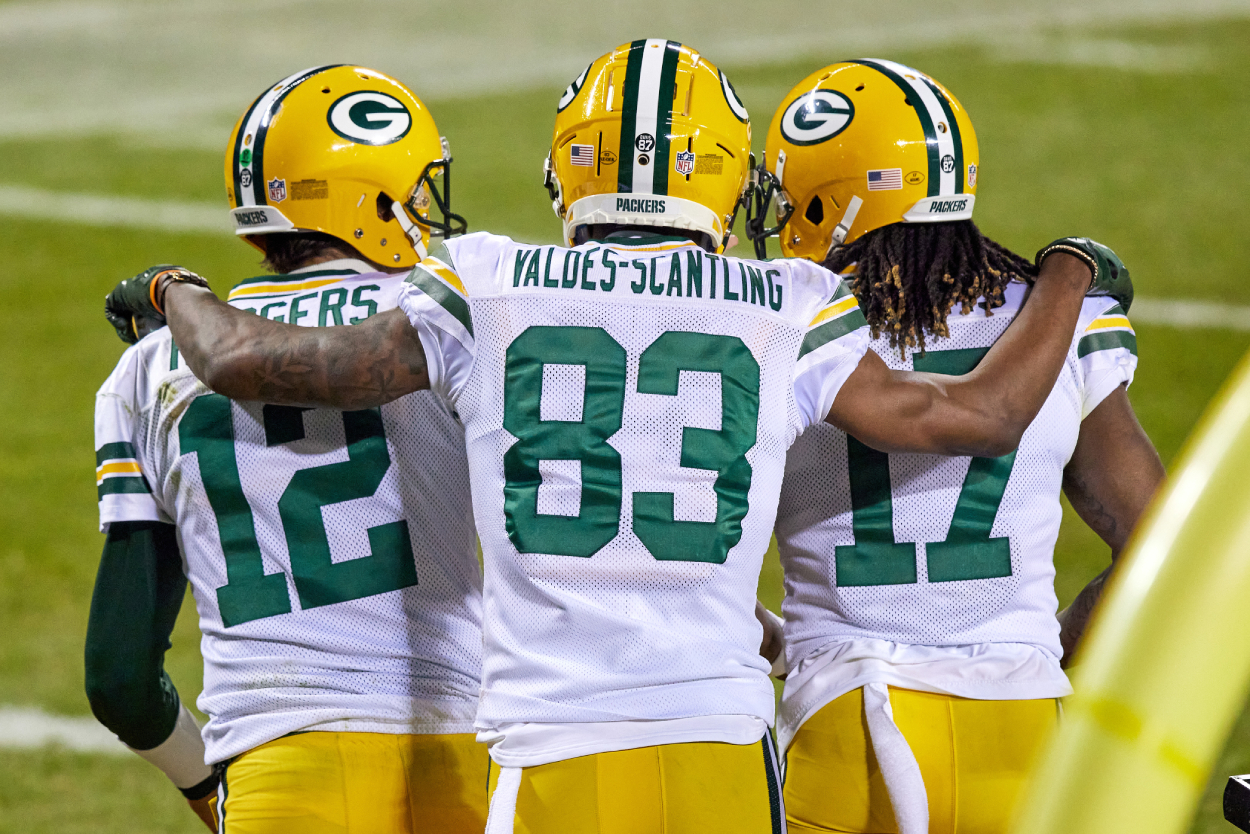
[719,70,749,123]
[327,92,412,145]
[558,62,593,113]
[779,90,854,146]
[748,59,978,261]
[224,65,466,269]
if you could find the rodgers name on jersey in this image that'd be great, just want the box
[95,261,484,764]
[774,282,1137,750]
[398,231,870,767]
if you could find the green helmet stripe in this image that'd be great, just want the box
[231,93,265,208]
[617,40,648,194]
[649,41,682,197]
[233,66,345,207]
[918,75,965,193]
[853,59,941,197]
[616,39,681,196]
[249,65,344,206]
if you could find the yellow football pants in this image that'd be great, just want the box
[784,687,1058,834]
[219,731,489,833]
[485,738,785,833]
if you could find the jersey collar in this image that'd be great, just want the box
[288,258,376,275]
[589,231,698,248]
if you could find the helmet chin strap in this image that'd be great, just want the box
[392,200,428,260]
[830,195,863,247]
[825,195,864,259]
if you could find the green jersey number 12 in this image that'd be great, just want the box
[179,396,418,628]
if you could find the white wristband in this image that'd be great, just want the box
[128,703,212,789]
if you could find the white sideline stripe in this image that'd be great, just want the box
[0,0,1247,145]
[2,183,1250,333]
[0,707,128,755]
[0,184,227,235]
[1129,298,1250,332]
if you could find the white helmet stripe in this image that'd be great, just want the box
[234,66,328,207]
[628,38,669,196]
[860,59,959,196]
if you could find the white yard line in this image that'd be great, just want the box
[3,182,1249,333]
[0,706,127,755]
[0,0,1246,146]
[0,184,228,235]
[1128,298,1250,332]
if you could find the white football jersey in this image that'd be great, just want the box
[95,261,483,764]
[397,232,870,766]
[775,282,1137,745]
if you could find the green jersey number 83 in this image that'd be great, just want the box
[502,326,759,564]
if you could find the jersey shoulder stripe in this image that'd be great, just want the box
[799,285,868,359]
[95,441,152,498]
[408,256,474,337]
[1078,303,1136,358]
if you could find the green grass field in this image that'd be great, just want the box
[2,12,1249,833]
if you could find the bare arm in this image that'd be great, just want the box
[755,600,784,669]
[1057,384,1164,665]
[163,283,428,409]
[826,252,1092,457]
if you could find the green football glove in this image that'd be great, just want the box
[1035,237,1134,313]
[105,265,209,344]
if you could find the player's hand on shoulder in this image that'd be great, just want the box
[1036,237,1134,312]
[105,265,209,344]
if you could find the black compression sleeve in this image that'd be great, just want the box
[84,521,188,750]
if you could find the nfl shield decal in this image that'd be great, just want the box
[268,178,287,203]
[674,151,695,176]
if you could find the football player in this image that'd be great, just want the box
[748,60,1165,834]
[88,66,488,833]
[105,42,1126,834]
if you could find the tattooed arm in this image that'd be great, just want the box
[1058,384,1164,666]
[162,283,429,409]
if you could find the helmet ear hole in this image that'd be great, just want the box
[376,192,395,222]
[804,195,824,226]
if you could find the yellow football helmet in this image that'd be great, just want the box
[543,39,753,251]
[224,65,465,269]
[748,59,978,261]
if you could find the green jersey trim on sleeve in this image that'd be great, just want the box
[798,291,868,360]
[407,261,474,337]
[98,476,153,498]
[1077,329,1137,359]
[97,441,153,499]
[96,441,137,466]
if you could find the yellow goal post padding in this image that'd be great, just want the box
[1013,348,1250,834]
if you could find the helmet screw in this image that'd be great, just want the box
[380,238,387,246]
[393,254,401,262]
[790,234,801,245]
[354,229,364,239]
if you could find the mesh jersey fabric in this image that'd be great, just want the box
[774,282,1136,744]
[94,261,483,764]
[397,232,870,766]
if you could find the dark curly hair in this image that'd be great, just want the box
[256,232,369,274]
[823,220,1038,354]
